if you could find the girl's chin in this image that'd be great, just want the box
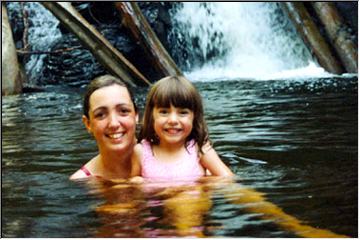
[160,137,187,145]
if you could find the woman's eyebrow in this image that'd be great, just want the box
[92,106,107,113]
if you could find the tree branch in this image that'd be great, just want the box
[16,46,83,55]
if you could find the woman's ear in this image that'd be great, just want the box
[82,115,92,134]
[135,113,139,123]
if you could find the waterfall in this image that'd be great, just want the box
[7,2,62,84]
[6,2,337,86]
[169,2,333,81]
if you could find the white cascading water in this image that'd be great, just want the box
[7,2,336,84]
[169,2,333,81]
[7,2,62,83]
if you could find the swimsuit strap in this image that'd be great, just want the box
[80,166,92,176]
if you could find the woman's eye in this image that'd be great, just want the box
[116,105,132,116]
[94,112,105,119]
[119,108,131,115]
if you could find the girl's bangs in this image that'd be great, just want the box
[153,82,194,109]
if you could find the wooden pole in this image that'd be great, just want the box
[2,3,23,95]
[115,2,182,78]
[311,2,358,73]
[281,2,344,74]
[41,2,151,87]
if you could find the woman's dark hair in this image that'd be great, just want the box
[140,75,209,152]
[83,74,137,118]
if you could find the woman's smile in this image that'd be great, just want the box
[86,85,137,152]
[106,132,125,140]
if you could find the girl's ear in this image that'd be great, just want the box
[82,115,92,134]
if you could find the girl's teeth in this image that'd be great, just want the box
[167,129,180,134]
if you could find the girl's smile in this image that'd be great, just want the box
[164,127,183,135]
[153,105,194,146]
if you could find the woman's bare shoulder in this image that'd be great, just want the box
[134,143,143,152]
[69,156,98,180]
[69,168,88,180]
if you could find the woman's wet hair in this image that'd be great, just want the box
[83,74,137,118]
[140,75,209,151]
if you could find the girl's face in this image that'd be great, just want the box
[152,104,194,147]
[83,85,138,154]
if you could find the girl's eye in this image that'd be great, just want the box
[179,109,191,115]
[158,109,169,115]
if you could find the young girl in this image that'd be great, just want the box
[131,75,234,180]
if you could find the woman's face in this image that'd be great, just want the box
[83,84,138,154]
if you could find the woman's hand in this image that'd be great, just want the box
[129,176,144,184]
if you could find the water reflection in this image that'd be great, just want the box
[2,77,357,237]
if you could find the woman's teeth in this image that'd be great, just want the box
[108,133,124,139]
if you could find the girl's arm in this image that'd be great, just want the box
[200,141,234,177]
[130,144,143,177]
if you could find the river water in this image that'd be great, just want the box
[2,75,357,237]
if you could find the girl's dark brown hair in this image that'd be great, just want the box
[83,74,137,118]
[140,75,209,152]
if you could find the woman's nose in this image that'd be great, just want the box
[108,113,120,128]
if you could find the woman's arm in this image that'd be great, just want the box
[200,141,234,177]
[219,182,348,238]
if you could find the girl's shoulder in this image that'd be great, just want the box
[186,139,196,148]
[196,140,213,157]
[139,139,152,152]
[187,139,211,151]
[140,138,151,146]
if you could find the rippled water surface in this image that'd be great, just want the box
[2,77,357,237]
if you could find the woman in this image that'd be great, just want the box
[70,74,138,180]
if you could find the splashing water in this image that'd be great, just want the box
[169,2,334,81]
[7,2,61,84]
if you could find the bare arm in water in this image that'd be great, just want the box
[202,177,348,238]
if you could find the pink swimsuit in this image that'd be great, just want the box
[81,166,92,176]
[140,139,205,180]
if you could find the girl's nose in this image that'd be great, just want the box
[168,112,179,123]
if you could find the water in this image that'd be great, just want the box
[8,2,330,86]
[169,2,315,79]
[6,2,62,84]
[2,76,357,237]
[3,1,358,237]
